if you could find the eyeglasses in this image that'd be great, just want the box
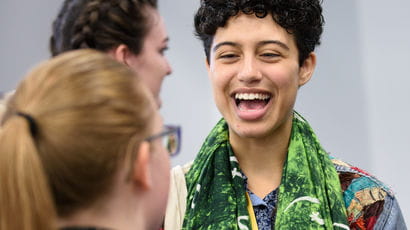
[145,125,181,156]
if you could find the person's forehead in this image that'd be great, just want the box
[145,13,167,41]
[212,14,294,47]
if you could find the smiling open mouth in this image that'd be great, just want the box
[234,93,271,111]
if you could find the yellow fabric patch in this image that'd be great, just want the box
[347,188,387,219]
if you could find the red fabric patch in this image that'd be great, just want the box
[366,216,377,230]
[351,166,372,176]
[351,216,366,230]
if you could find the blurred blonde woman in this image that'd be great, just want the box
[0,49,181,230]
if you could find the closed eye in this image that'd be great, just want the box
[159,46,169,55]
[219,53,239,59]
[259,52,281,63]
[260,52,279,58]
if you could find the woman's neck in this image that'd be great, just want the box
[58,170,148,230]
[58,203,145,230]
[230,116,293,198]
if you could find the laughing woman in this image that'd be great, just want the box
[164,0,407,229]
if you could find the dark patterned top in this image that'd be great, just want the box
[244,175,278,230]
[247,189,278,230]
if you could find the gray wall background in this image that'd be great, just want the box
[1,0,408,225]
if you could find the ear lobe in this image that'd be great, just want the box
[298,52,316,87]
[132,141,152,190]
[109,44,131,66]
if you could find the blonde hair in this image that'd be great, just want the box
[0,49,155,230]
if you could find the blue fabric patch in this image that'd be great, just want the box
[345,176,386,205]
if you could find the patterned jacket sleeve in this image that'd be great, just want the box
[332,159,407,230]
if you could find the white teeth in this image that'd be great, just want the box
[235,93,270,100]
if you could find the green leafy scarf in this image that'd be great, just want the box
[182,112,349,229]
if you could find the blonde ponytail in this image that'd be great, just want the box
[0,115,57,230]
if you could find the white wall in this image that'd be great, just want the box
[159,0,220,167]
[297,1,370,169]
[0,0,408,225]
[0,0,61,92]
[358,0,410,223]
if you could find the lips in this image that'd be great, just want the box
[232,91,272,120]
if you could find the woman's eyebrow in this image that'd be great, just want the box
[258,40,289,50]
[212,41,240,52]
[212,40,289,52]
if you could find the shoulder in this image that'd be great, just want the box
[332,158,393,196]
[164,161,192,230]
[331,158,401,229]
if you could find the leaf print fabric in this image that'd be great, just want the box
[182,112,349,229]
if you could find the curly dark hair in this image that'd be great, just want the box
[50,0,157,57]
[194,0,324,66]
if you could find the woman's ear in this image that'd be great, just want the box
[108,44,130,66]
[131,141,152,190]
[298,52,316,87]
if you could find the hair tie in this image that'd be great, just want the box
[16,112,38,137]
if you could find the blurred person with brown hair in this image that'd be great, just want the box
[50,0,172,108]
[0,0,172,120]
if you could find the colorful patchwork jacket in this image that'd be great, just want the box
[164,159,407,229]
[332,159,406,229]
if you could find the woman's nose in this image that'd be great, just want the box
[165,60,172,76]
[237,57,262,84]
